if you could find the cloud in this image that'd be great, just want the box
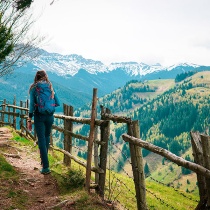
[32,0,210,66]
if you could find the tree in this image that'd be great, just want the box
[15,0,33,11]
[0,0,45,76]
[144,162,150,176]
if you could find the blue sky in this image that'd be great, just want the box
[32,0,210,66]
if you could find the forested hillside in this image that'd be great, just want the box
[69,71,210,191]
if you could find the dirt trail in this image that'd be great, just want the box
[0,127,73,210]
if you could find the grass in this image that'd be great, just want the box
[1,129,200,209]
[0,154,29,209]
[0,155,18,179]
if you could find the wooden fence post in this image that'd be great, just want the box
[63,104,73,166]
[13,96,17,130]
[201,134,210,207]
[8,106,11,125]
[97,106,110,197]
[20,101,24,133]
[190,131,207,209]
[94,119,99,186]
[2,99,6,125]
[127,120,147,210]
[85,88,97,192]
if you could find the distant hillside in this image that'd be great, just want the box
[73,71,210,191]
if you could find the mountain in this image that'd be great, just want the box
[14,48,210,100]
[2,48,210,111]
[24,49,207,78]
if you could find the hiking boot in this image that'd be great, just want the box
[40,168,51,175]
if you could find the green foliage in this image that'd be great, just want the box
[0,155,18,179]
[15,0,33,11]
[11,134,33,146]
[181,155,192,175]
[63,169,85,190]
[0,14,14,62]
[144,162,150,176]
[175,71,196,82]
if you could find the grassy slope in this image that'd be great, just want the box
[70,72,209,209]
[103,72,210,208]
[18,72,209,209]
[0,130,199,210]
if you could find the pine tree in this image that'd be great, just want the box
[144,162,150,176]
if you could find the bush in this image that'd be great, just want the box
[63,169,85,189]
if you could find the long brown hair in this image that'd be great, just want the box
[29,70,54,98]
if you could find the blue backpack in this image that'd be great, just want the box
[35,82,55,115]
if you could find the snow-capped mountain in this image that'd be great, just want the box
[14,48,210,100]
[25,49,205,77]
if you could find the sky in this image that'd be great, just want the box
[31,0,210,66]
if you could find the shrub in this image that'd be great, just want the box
[63,169,85,189]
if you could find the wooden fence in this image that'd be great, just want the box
[1,88,210,210]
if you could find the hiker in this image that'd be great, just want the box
[27,70,60,174]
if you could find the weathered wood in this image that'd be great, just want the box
[6,104,29,111]
[54,113,106,126]
[20,101,24,133]
[0,121,13,126]
[102,110,132,123]
[63,104,68,165]
[63,104,73,166]
[122,133,210,179]
[127,121,147,210]
[94,124,99,186]
[8,107,11,124]
[201,134,210,207]
[50,146,104,174]
[97,107,110,197]
[190,131,207,208]
[16,130,31,140]
[53,124,89,141]
[52,124,105,145]
[21,125,36,141]
[86,88,97,192]
[0,111,20,117]
[13,96,17,130]
[2,99,6,124]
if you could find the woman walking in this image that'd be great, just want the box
[27,70,60,174]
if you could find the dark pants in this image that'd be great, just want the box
[34,113,54,169]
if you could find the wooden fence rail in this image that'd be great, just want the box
[0,90,110,199]
[122,132,210,210]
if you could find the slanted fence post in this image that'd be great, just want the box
[63,104,73,166]
[190,131,207,209]
[97,106,110,197]
[201,134,210,208]
[127,120,147,210]
[85,88,97,192]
